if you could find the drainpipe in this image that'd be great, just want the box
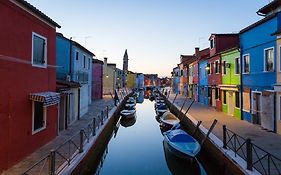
[239,44,243,120]
[274,92,277,133]
[78,88,80,120]
[69,37,72,77]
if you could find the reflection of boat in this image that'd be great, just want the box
[120,117,136,128]
[163,141,205,175]
[160,111,180,129]
[120,109,136,119]
[163,129,201,159]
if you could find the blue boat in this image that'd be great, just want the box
[163,129,201,159]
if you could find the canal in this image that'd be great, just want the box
[78,91,209,175]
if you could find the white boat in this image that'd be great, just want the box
[120,109,136,119]
[160,111,180,129]
[163,129,201,159]
[155,104,168,116]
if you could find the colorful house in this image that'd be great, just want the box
[172,66,180,94]
[103,58,116,95]
[198,48,210,105]
[179,55,195,96]
[207,34,239,111]
[0,0,60,172]
[135,73,144,89]
[126,71,136,89]
[240,2,280,132]
[220,47,241,119]
[92,59,103,100]
[56,33,94,118]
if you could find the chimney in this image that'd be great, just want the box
[195,47,200,57]
[104,57,107,67]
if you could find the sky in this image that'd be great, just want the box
[28,0,270,77]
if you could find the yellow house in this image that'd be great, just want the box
[126,71,136,89]
[274,30,281,135]
[103,58,116,95]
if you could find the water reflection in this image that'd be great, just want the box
[163,141,207,175]
[136,90,144,104]
[120,117,137,128]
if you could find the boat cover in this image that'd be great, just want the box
[167,130,195,143]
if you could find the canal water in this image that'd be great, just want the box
[79,91,208,175]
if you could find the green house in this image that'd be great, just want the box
[220,48,241,119]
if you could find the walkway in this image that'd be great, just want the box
[3,95,115,175]
[168,93,281,158]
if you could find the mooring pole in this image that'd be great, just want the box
[201,119,217,146]
[192,121,202,136]
[172,93,178,103]
[184,99,195,115]
[222,125,227,149]
[180,96,189,112]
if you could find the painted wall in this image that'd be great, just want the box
[0,1,58,171]
[92,61,103,99]
[103,63,116,94]
[135,73,144,89]
[126,73,136,89]
[221,49,240,85]
[198,59,208,105]
[275,35,281,134]
[240,15,277,124]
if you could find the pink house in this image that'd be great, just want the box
[92,59,103,99]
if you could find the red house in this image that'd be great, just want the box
[92,59,103,100]
[0,0,60,172]
[207,34,239,111]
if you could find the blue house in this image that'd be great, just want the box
[240,4,281,132]
[56,33,95,120]
[198,48,210,106]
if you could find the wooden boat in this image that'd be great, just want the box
[163,129,201,159]
[160,111,180,129]
[155,104,168,116]
[120,109,136,119]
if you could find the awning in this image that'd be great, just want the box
[29,92,60,107]
[218,85,239,91]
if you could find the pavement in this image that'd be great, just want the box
[168,93,281,173]
[3,95,115,175]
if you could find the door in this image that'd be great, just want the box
[58,96,66,132]
[252,92,261,125]
[228,91,234,116]
[212,88,216,107]
[201,87,204,104]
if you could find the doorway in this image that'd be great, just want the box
[252,92,261,125]
[212,88,216,107]
[228,91,234,116]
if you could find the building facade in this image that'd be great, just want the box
[0,0,60,171]
[92,59,103,100]
[103,58,116,95]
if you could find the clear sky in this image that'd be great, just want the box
[28,0,269,77]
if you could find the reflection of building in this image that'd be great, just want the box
[0,1,60,172]
[136,90,145,103]
[103,58,116,94]
[172,67,180,93]
[92,59,103,100]
[144,74,158,87]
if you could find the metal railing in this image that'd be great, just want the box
[223,125,281,175]
[22,106,111,175]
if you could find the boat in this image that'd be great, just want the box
[163,129,201,159]
[120,109,136,119]
[125,103,135,109]
[162,141,205,175]
[160,111,180,129]
[155,104,168,116]
[127,97,136,104]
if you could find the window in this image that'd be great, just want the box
[83,55,86,68]
[32,32,47,67]
[279,45,281,72]
[180,70,183,76]
[264,48,274,72]
[208,87,212,97]
[32,101,46,134]
[215,61,220,74]
[215,88,220,100]
[88,58,91,69]
[76,51,79,60]
[210,39,215,49]
[223,91,226,104]
[243,91,250,111]
[222,61,226,75]
[235,92,240,108]
[243,54,250,73]
[279,95,281,120]
[235,57,240,74]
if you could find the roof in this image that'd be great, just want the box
[180,55,196,65]
[107,63,116,67]
[257,0,281,15]
[208,33,238,40]
[219,46,240,55]
[15,0,60,28]
[56,33,95,56]
[240,13,276,34]
[92,59,103,64]
[197,48,210,59]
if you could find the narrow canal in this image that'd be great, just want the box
[78,91,209,175]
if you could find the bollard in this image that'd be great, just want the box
[49,150,56,175]
[106,106,109,118]
[101,111,104,125]
[223,125,227,149]
[79,130,84,153]
[246,138,253,171]
[93,118,96,136]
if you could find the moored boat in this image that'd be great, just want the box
[163,129,201,159]
[120,109,136,119]
[160,111,180,129]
